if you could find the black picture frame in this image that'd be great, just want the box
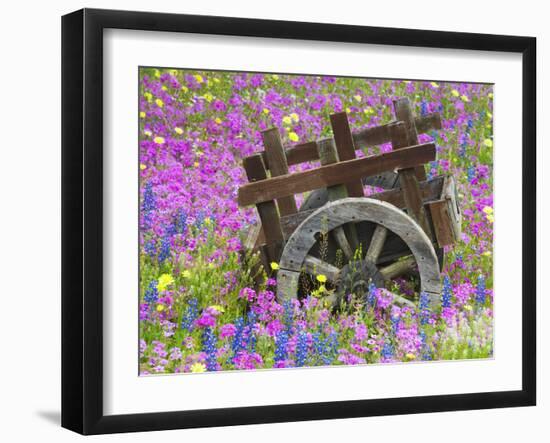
[62,8,536,435]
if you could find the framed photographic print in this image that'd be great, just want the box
[61,8,536,435]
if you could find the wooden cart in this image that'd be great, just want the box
[238,98,461,309]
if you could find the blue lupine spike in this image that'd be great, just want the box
[202,327,218,371]
[180,298,198,332]
[143,281,159,305]
[274,330,289,364]
[476,274,486,305]
[441,275,453,308]
[295,330,308,367]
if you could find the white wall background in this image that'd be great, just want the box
[0,0,545,441]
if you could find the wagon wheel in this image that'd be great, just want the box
[299,182,445,272]
[276,198,442,309]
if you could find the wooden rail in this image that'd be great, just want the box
[238,142,436,207]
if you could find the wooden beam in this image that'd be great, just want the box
[262,128,298,216]
[250,113,442,169]
[238,142,436,207]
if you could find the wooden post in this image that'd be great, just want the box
[393,98,427,181]
[390,122,432,238]
[330,112,364,197]
[262,128,298,216]
[242,154,284,269]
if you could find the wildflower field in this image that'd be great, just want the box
[139,68,494,374]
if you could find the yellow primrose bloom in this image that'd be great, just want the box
[345,107,351,113]
[430,82,439,88]
[209,305,225,313]
[282,116,292,125]
[215,118,222,124]
[140,164,147,170]
[451,89,460,97]
[271,74,279,80]
[161,85,167,91]
[181,86,188,92]
[153,136,165,145]
[144,92,153,102]
[156,304,165,312]
[174,127,183,135]
[487,112,493,119]
[139,111,146,118]
[486,214,494,223]
[290,112,300,122]
[461,95,470,102]
[483,139,493,148]
[483,250,492,256]
[316,274,327,283]
[154,69,161,78]
[204,93,214,102]
[181,270,191,278]
[482,206,493,215]
[405,353,416,360]
[464,304,473,311]
[193,161,200,168]
[288,132,299,142]
[190,362,206,373]
[270,262,279,271]
[144,130,152,137]
[263,108,270,115]
[155,98,164,108]
[157,273,175,292]
[194,74,204,83]
[353,95,362,102]
[204,217,212,226]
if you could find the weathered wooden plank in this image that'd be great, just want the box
[379,256,417,280]
[242,154,284,265]
[255,113,441,169]
[426,200,455,247]
[393,98,427,181]
[441,175,462,241]
[390,122,432,237]
[280,176,445,240]
[238,142,436,207]
[365,225,388,264]
[330,112,364,197]
[262,128,298,216]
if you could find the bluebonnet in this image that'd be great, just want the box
[467,165,476,182]
[143,281,158,304]
[295,330,308,367]
[420,100,428,117]
[195,210,206,228]
[366,281,377,308]
[144,239,157,258]
[274,330,289,364]
[157,233,171,264]
[381,341,394,360]
[202,327,218,371]
[419,330,432,360]
[390,314,400,334]
[476,274,486,305]
[246,311,257,352]
[418,291,431,325]
[141,182,156,230]
[283,298,294,333]
[441,275,453,308]
[466,118,473,133]
[231,317,246,360]
[175,208,188,235]
[180,298,198,332]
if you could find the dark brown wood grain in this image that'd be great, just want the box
[238,142,436,207]
[330,112,364,197]
[249,113,442,170]
[393,98,427,181]
[426,200,455,247]
[262,128,298,216]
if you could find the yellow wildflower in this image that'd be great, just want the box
[482,250,492,256]
[345,107,351,113]
[290,112,300,122]
[157,273,175,292]
[204,93,213,102]
[353,95,362,102]
[193,161,199,168]
[483,139,493,148]
[464,304,473,311]
[482,206,493,215]
[190,362,206,373]
[144,130,152,137]
[488,92,494,98]
[144,92,153,102]
[181,86,188,92]
[405,353,416,360]
[461,95,470,102]
[451,89,460,97]
[209,305,225,313]
[140,164,147,170]
[282,116,292,125]
[316,274,327,283]
[156,304,164,312]
[270,262,279,271]
[161,85,167,91]
[487,112,493,119]
[194,74,204,83]
[174,127,183,135]
[153,136,165,145]
[155,98,164,108]
[271,74,279,80]
[486,214,494,223]
[430,82,439,88]
[263,108,270,115]
[154,69,161,78]
[181,270,191,278]
[215,118,222,124]
[139,111,146,118]
[289,132,299,142]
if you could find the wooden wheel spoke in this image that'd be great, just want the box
[303,255,340,282]
[330,226,353,260]
[365,224,388,264]
[379,255,416,280]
